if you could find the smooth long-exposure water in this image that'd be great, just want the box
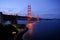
[4,20,60,40]
[23,20,60,40]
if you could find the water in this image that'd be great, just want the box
[23,20,60,40]
[4,20,60,40]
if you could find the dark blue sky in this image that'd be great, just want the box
[0,0,60,19]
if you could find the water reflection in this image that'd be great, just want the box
[26,21,38,36]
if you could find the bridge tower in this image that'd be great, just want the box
[28,5,32,23]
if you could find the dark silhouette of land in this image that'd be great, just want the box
[0,24,28,40]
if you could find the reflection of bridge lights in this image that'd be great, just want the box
[26,23,33,29]
[26,22,34,36]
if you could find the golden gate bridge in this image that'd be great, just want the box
[0,0,59,40]
[0,4,40,24]
[0,4,40,40]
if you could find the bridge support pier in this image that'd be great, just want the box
[11,19,17,24]
[0,12,4,24]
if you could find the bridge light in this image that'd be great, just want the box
[12,31,16,34]
[12,24,17,28]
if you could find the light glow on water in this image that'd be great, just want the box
[26,21,38,36]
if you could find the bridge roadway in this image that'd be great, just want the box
[0,12,40,24]
[1,13,39,20]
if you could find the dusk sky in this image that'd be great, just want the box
[0,0,60,19]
